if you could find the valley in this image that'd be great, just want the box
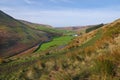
[0,10,120,80]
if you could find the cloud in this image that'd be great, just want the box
[5,8,120,27]
[49,0,72,3]
[24,0,35,4]
[0,7,14,11]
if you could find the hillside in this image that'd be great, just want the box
[19,20,52,29]
[57,26,88,35]
[86,23,104,33]
[0,18,119,80]
[57,24,104,35]
[0,10,53,58]
[20,20,74,36]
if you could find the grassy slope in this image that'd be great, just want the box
[0,19,120,80]
[80,29,102,48]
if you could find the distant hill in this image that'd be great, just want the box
[20,20,62,34]
[0,10,54,57]
[20,20,76,36]
[19,20,52,29]
[57,24,104,35]
[85,23,104,33]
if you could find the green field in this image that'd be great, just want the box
[36,36,74,51]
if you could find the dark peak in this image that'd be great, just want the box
[0,10,6,15]
[0,10,7,15]
[0,10,3,12]
[0,10,18,26]
[0,10,14,19]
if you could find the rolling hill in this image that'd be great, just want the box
[20,20,77,36]
[0,10,57,58]
[57,24,104,35]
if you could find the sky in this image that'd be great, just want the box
[0,0,120,27]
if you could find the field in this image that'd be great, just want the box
[36,36,74,51]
